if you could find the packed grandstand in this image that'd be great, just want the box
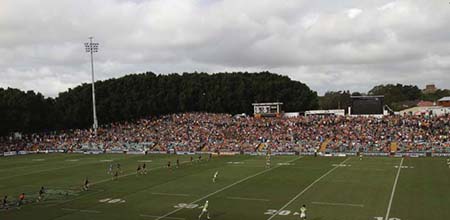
[1,113,449,156]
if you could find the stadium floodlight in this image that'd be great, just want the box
[84,37,99,133]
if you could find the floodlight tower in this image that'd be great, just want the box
[84,37,99,133]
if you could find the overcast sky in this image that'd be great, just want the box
[1,0,450,97]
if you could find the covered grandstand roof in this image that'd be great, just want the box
[438,96,450,101]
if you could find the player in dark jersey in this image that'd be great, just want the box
[117,163,122,173]
[113,170,119,180]
[136,165,142,176]
[2,195,8,210]
[176,158,180,168]
[37,186,45,202]
[190,156,194,164]
[142,163,147,175]
[83,178,90,191]
[198,155,202,162]
[209,153,212,161]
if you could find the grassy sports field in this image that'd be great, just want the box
[1,153,450,220]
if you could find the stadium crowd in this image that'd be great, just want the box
[1,113,450,154]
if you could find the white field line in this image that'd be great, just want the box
[267,157,351,220]
[385,158,404,220]
[226,196,270,202]
[155,157,302,220]
[140,214,185,220]
[151,192,191,197]
[311,201,364,208]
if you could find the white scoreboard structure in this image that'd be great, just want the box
[252,102,283,118]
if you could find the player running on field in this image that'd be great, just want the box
[113,170,119,180]
[266,153,271,168]
[176,158,180,168]
[198,200,211,220]
[300,204,307,219]
[212,171,219,183]
[108,163,113,174]
[117,163,122,173]
[37,186,45,202]
[142,163,147,175]
[136,165,142,176]
[17,193,25,208]
[83,178,90,191]
[2,195,8,210]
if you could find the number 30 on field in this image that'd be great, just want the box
[374,217,401,220]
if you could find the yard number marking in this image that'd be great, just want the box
[264,209,291,216]
[174,203,199,209]
[394,166,413,169]
[99,198,125,204]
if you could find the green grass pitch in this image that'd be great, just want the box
[1,154,450,220]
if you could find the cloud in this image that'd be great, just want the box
[0,0,450,97]
[346,8,362,19]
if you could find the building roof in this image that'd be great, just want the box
[438,97,450,102]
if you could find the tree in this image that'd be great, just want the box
[0,72,319,136]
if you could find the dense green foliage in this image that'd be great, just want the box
[318,91,352,112]
[0,88,56,135]
[368,84,422,110]
[0,72,318,135]
[420,89,450,102]
[320,84,450,111]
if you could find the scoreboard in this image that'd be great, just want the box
[350,96,384,115]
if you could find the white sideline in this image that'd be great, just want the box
[311,201,364,208]
[266,157,351,220]
[385,158,404,220]
[155,157,302,220]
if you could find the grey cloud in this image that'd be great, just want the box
[1,0,450,97]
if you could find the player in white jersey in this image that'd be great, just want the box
[447,158,450,168]
[198,200,211,219]
[212,171,219,183]
[266,153,271,168]
[108,163,113,174]
[300,204,307,219]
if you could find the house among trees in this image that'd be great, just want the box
[438,97,450,107]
